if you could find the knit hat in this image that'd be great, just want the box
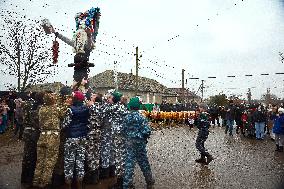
[73,91,85,102]
[112,91,123,103]
[278,108,284,113]
[128,97,141,110]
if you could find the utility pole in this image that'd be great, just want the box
[181,69,185,103]
[114,61,118,91]
[201,80,205,102]
[135,46,139,96]
[247,88,252,104]
[266,88,271,105]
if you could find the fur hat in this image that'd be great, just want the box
[73,91,85,102]
[128,97,141,110]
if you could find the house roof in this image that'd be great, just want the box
[25,82,64,93]
[89,70,168,93]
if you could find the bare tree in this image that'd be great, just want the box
[261,91,280,105]
[0,12,57,92]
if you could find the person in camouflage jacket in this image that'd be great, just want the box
[122,97,154,189]
[33,92,66,188]
[52,86,72,187]
[99,92,116,179]
[85,93,103,184]
[110,92,128,188]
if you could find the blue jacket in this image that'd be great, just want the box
[122,111,151,140]
[65,103,90,138]
[272,114,284,134]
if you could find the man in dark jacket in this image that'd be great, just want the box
[253,105,267,140]
[62,91,90,189]
[21,92,44,188]
[195,103,213,165]
[225,100,236,136]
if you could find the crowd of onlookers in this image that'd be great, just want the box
[0,89,283,189]
[1,91,283,146]
[0,91,27,139]
[0,92,15,135]
[148,100,284,152]
[206,102,283,139]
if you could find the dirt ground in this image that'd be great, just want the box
[1,126,284,189]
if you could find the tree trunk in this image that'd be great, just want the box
[17,42,21,92]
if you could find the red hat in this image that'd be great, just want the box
[73,91,85,101]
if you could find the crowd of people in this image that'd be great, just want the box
[147,100,283,139]
[1,89,155,189]
[0,92,18,136]
[1,89,284,189]
[206,101,284,143]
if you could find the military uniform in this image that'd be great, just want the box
[111,102,128,178]
[33,103,63,187]
[195,112,213,164]
[85,102,102,183]
[99,102,115,179]
[122,111,154,189]
[52,95,70,186]
[62,102,90,182]
[21,98,40,185]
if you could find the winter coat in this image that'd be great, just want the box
[225,104,236,121]
[195,112,210,131]
[253,110,266,123]
[272,114,284,135]
[122,111,151,141]
[64,103,90,138]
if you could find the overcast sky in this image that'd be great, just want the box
[0,0,284,99]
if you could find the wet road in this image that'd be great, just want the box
[1,126,284,189]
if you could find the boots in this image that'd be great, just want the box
[109,165,116,178]
[195,155,206,164]
[205,155,214,165]
[84,169,99,184]
[76,178,83,189]
[279,146,284,152]
[52,173,65,187]
[147,183,155,189]
[64,179,72,189]
[100,167,110,180]
[275,144,280,152]
[146,179,155,189]
[111,177,123,189]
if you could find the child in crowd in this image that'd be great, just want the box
[194,103,213,165]
[0,100,9,134]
